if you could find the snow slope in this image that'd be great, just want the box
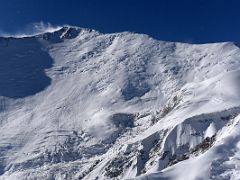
[0,26,240,179]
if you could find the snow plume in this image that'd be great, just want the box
[27,21,62,34]
[0,21,63,38]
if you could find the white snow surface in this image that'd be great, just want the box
[0,26,240,179]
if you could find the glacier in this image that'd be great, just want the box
[0,26,240,179]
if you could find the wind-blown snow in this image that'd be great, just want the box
[0,26,240,180]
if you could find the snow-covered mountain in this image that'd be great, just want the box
[0,26,240,180]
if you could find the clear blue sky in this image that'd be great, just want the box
[0,0,239,43]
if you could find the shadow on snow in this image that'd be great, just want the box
[0,37,53,98]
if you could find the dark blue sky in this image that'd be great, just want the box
[0,0,239,43]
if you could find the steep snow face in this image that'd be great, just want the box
[134,113,240,180]
[0,26,240,179]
